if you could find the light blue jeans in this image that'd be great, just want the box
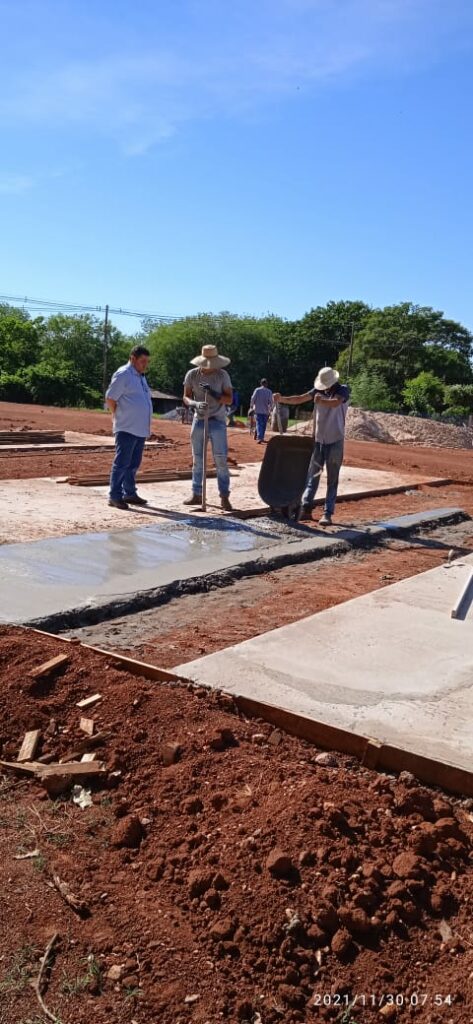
[302,440,344,514]
[191,417,230,497]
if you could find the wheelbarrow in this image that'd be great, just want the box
[258,434,315,519]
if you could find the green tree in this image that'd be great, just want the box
[443,384,473,419]
[144,313,287,407]
[0,314,43,374]
[402,371,445,415]
[350,370,397,412]
[338,303,473,401]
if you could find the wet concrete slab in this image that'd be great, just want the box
[0,507,465,632]
[0,464,449,543]
[0,516,288,626]
[176,554,473,773]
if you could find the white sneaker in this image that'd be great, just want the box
[319,512,332,526]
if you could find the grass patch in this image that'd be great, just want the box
[0,944,41,993]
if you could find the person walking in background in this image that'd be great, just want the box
[106,345,153,509]
[183,344,233,511]
[250,378,273,443]
[274,366,350,526]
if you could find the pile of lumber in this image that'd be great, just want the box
[0,429,66,445]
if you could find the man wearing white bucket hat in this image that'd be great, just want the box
[274,367,350,525]
[183,344,233,511]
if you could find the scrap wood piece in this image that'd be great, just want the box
[40,761,106,795]
[80,752,97,763]
[52,875,89,916]
[18,730,41,763]
[79,717,95,736]
[29,654,69,680]
[14,847,40,860]
[59,731,107,762]
[76,693,102,709]
[32,931,60,1024]
[0,759,44,776]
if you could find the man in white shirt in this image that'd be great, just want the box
[105,345,153,509]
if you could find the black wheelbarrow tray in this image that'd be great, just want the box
[257,434,314,516]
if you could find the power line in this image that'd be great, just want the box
[0,292,238,324]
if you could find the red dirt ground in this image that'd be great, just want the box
[1,628,472,1024]
[0,401,472,483]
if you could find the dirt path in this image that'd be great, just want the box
[0,402,472,482]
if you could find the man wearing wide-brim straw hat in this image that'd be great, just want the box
[274,367,350,526]
[183,344,233,511]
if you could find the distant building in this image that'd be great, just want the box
[149,389,180,415]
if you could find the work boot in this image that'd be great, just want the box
[298,505,312,521]
[108,498,129,510]
[319,512,333,526]
[123,494,148,506]
[183,494,202,506]
[220,495,233,512]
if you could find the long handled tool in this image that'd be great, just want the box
[275,399,284,435]
[201,392,209,512]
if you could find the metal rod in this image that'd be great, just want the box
[201,395,209,511]
[102,303,109,398]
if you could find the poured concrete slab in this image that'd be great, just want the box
[0,516,287,627]
[0,507,465,633]
[0,464,448,543]
[176,554,473,773]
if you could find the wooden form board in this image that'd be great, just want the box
[29,628,473,798]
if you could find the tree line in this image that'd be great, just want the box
[1,299,472,419]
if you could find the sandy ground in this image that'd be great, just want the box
[0,464,446,544]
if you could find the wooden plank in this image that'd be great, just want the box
[1,759,44,776]
[29,630,473,798]
[40,761,105,779]
[76,693,102,709]
[29,653,70,679]
[18,730,41,763]
[362,738,383,769]
[79,717,95,736]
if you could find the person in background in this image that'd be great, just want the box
[274,366,350,526]
[106,345,153,509]
[183,344,233,511]
[250,378,273,443]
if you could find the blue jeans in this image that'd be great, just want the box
[256,413,269,441]
[302,440,344,514]
[191,417,230,497]
[109,432,146,501]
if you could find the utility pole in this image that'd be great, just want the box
[102,304,109,399]
[347,322,356,379]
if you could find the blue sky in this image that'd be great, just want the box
[1,0,472,333]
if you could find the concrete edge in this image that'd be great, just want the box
[21,507,469,634]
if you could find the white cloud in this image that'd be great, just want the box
[0,0,471,154]
[0,175,34,194]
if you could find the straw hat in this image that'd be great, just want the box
[314,366,339,390]
[190,344,230,369]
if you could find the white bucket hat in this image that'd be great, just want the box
[314,366,339,390]
[190,344,230,369]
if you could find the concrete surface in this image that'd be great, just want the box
[176,555,473,773]
[0,465,447,543]
[0,507,465,631]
